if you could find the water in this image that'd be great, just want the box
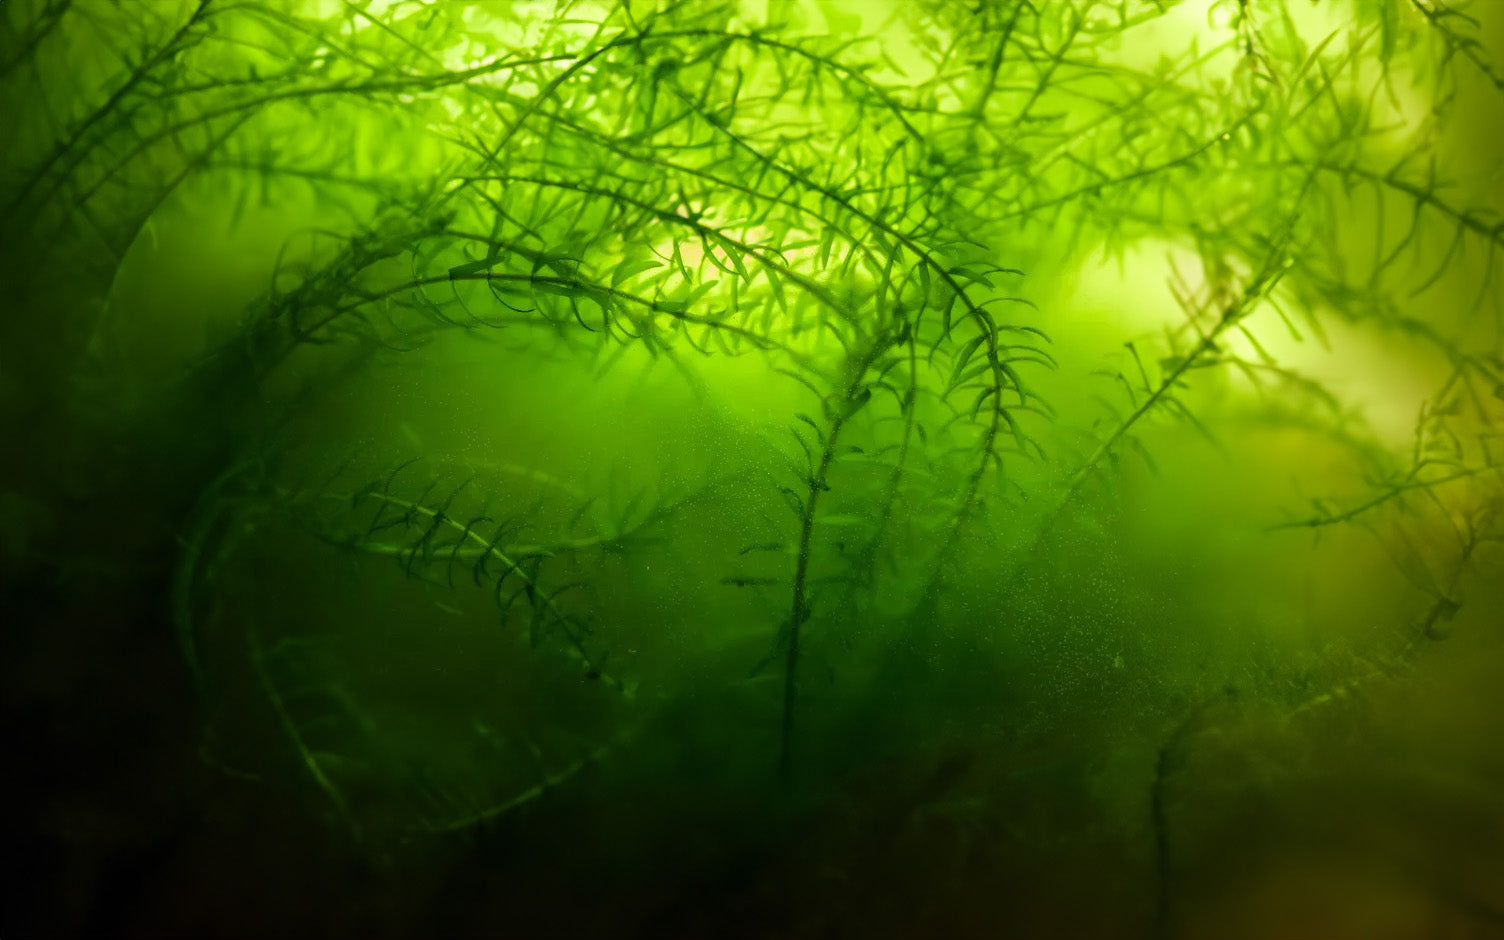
[3,1,1503,937]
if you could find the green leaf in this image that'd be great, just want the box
[949,334,987,390]
[448,256,497,279]
[611,259,662,287]
[844,386,872,417]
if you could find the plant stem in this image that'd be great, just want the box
[780,341,884,778]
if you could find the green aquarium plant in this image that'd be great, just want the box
[4,0,1503,936]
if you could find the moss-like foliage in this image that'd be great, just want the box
[4,1,1503,936]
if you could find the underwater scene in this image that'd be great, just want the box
[3,0,1504,937]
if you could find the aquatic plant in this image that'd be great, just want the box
[4,0,1503,933]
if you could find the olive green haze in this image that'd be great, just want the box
[3,1,1503,937]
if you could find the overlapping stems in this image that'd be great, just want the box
[214,3,1055,773]
[22,0,1500,804]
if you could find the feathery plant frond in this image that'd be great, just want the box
[7,0,1502,867]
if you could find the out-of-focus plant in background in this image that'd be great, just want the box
[3,1,1502,937]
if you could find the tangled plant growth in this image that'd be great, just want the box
[3,0,1503,934]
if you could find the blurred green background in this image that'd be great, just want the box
[3,1,1503,937]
